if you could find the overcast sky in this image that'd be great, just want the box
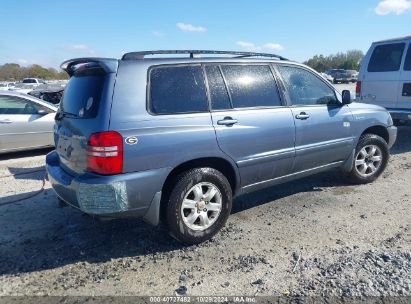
[1,0,410,68]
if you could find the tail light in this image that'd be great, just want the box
[87,131,123,175]
[356,81,361,98]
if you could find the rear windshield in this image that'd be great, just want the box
[368,43,405,72]
[60,68,105,118]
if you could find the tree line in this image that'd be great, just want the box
[0,50,364,81]
[304,50,364,73]
[0,63,68,81]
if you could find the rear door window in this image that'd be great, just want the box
[220,65,281,108]
[60,68,106,118]
[404,44,411,71]
[149,65,208,115]
[368,43,405,72]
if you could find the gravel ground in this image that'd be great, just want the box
[0,122,410,297]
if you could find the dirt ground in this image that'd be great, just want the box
[0,121,410,297]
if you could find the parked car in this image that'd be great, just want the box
[0,82,15,91]
[357,36,411,124]
[320,72,333,83]
[47,50,397,244]
[325,69,350,84]
[346,70,359,83]
[0,91,57,154]
[9,83,37,94]
[22,78,46,86]
[28,87,64,105]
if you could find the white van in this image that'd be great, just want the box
[357,36,411,123]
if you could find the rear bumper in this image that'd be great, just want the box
[46,151,168,225]
[387,126,397,149]
[387,108,411,122]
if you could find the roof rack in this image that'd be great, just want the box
[122,50,288,61]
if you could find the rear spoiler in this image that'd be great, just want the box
[60,58,118,77]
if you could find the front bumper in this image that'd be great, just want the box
[387,126,397,149]
[46,151,168,225]
[387,108,411,123]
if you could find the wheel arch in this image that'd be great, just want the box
[341,124,389,174]
[360,125,389,144]
[159,156,240,222]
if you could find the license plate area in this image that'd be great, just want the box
[57,136,72,160]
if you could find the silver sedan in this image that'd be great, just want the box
[0,91,57,154]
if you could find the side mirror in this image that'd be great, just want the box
[341,90,352,105]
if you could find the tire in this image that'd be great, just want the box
[347,134,389,184]
[165,168,232,244]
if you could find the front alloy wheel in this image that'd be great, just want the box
[348,133,389,184]
[354,145,383,177]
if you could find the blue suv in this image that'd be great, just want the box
[46,50,397,244]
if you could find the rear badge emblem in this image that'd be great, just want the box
[125,136,138,145]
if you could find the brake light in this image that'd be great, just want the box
[356,81,361,98]
[87,131,123,175]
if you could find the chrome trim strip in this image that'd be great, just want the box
[295,137,355,153]
[243,161,344,189]
[237,148,295,167]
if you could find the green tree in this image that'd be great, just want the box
[0,63,22,80]
[0,63,68,81]
[304,50,364,72]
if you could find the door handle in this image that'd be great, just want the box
[402,83,411,96]
[0,119,12,124]
[295,112,310,120]
[217,117,238,126]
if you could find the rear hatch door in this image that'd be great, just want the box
[55,58,118,175]
[360,42,404,108]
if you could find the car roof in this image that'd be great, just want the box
[60,50,303,75]
[121,50,293,65]
[122,56,295,65]
[122,50,289,60]
[116,57,311,76]
[373,35,411,44]
[0,91,57,111]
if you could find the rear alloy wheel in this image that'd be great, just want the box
[166,168,232,244]
[181,182,223,231]
[348,134,389,184]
